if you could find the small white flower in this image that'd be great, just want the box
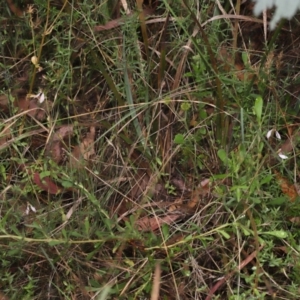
[25,202,37,215]
[266,129,273,139]
[28,89,46,103]
[266,128,281,140]
[29,203,37,213]
[278,151,288,160]
[275,131,281,140]
[37,91,46,103]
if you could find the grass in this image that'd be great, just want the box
[1,0,300,299]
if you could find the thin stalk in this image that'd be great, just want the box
[245,20,284,96]
[181,0,225,145]
[90,50,124,106]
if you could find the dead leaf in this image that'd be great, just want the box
[130,172,151,200]
[289,216,300,224]
[218,46,234,72]
[0,122,12,148]
[6,0,24,16]
[0,95,9,112]
[235,65,255,81]
[135,214,181,232]
[68,145,82,166]
[170,177,190,193]
[189,178,210,209]
[15,95,50,121]
[33,172,61,194]
[94,8,154,32]
[49,141,63,164]
[79,126,95,160]
[279,131,300,155]
[128,149,153,199]
[0,291,9,300]
[205,245,264,300]
[132,178,211,232]
[28,99,45,120]
[168,198,183,212]
[217,46,255,81]
[274,170,298,202]
[68,126,95,168]
[51,125,74,142]
[14,96,29,111]
[46,125,74,163]
[167,178,210,214]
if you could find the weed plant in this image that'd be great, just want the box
[1,0,300,299]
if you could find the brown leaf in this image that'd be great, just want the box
[94,8,154,32]
[168,198,183,212]
[28,99,45,120]
[0,95,9,112]
[130,172,150,200]
[289,216,300,224]
[188,178,210,209]
[218,46,234,72]
[80,126,95,160]
[135,214,181,232]
[6,0,24,16]
[217,46,255,81]
[51,125,74,142]
[129,149,153,199]
[0,122,12,148]
[274,170,298,202]
[205,245,264,300]
[68,145,82,167]
[68,126,95,168]
[94,19,124,31]
[49,141,63,164]
[15,96,48,121]
[16,96,29,111]
[33,172,61,194]
[46,125,74,163]
[0,290,9,300]
[279,131,300,154]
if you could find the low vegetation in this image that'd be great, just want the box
[1,0,300,299]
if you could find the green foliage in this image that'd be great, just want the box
[1,0,300,299]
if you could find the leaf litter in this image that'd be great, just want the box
[3,0,300,299]
[133,178,212,232]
